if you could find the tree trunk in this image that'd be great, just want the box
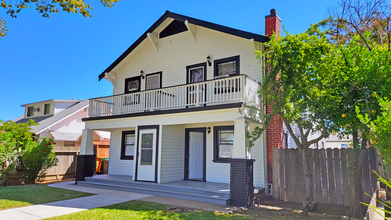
[299,145,317,213]
[351,131,367,218]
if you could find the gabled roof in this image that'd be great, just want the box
[28,100,89,134]
[98,10,269,81]
[21,99,80,107]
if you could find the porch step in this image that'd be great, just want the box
[78,177,230,205]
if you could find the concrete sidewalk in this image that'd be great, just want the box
[0,181,151,220]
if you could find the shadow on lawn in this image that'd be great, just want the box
[82,200,250,220]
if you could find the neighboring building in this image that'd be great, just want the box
[14,99,110,180]
[76,10,284,206]
[322,134,352,149]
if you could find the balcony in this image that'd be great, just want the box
[88,74,261,118]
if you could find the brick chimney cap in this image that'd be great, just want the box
[265,8,281,21]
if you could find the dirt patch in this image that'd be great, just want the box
[167,206,198,213]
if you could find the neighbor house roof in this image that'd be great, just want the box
[14,115,52,124]
[98,10,270,81]
[28,100,89,134]
[21,99,80,107]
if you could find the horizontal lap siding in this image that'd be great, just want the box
[160,125,185,183]
[108,129,133,176]
[113,26,263,95]
[186,122,232,184]
[252,132,266,187]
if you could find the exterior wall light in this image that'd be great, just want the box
[207,55,212,66]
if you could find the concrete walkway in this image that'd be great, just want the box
[0,181,151,220]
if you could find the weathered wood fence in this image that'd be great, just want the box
[272,148,383,207]
[44,145,80,179]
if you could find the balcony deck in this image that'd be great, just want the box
[88,75,261,118]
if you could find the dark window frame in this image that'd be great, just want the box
[44,104,50,115]
[121,130,135,160]
[214,55,240,77]
[213,125,234,163]
[27,107,34,117]
[124,76,141,94]
[186,62,207,84]
[145,72,162,90]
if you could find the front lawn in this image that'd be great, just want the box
[48,200,248,220]
[0,184,93,210]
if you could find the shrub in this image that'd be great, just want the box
[20,138,58,184]
[0,130,21,185]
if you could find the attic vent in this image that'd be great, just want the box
[159,20,188,38]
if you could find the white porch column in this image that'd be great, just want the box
[79,129,94,155]
[232,118,249,159]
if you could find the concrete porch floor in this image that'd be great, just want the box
[88,174,231,195]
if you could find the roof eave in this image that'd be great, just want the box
[98,11,269,81]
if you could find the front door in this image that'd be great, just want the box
[185,128,206,181]
[137,128,157,182]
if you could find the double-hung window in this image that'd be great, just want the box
[213,126,234,163]
[121,131,135,160]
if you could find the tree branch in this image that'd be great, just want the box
[283,117,302,148]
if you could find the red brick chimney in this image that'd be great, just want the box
[265,9,283,184]
[265,9,281,37]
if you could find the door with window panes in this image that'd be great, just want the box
[137,128,157,181]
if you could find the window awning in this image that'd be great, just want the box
[50,132,82,141]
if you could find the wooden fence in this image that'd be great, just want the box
[272,148,383,207]
[44,145,80,179]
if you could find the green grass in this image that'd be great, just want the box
[0,184,93,210]
[48,200,249,220]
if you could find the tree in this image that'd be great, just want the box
[324,0,391,216]
[0,120,37,184]
[0,0,120,39]
[357,96,391,176]
[248,25,343,212]
[20,137,58,184]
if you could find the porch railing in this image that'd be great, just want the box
[89,74,261,117]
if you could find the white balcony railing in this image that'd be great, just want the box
[89,74,261,117]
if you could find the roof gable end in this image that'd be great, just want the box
[98,10,269,81]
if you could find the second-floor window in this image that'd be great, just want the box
[27,107,34,117]
[124,76,141,94]
[214,55,240,77]
[44,104,50,115]
[145,72,162,90]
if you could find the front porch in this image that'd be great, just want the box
[77,174,231,205]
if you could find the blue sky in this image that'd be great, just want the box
[0,0,337,120]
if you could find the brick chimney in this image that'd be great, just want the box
[265,9,281,37]
[265,9,283,184]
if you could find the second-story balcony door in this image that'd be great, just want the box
[145,72,162,110]
[187,63,206,107]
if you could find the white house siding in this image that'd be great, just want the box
[112,25,263,95]
[160,125,185,183]
[185,122,233,184]
[251,132,266,187]
[49,111,87,133]
[107,128,135,176]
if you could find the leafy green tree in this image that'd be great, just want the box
[357,97,391,176]
[20,137,58,184]
[0,0,120,39]
[0,129,21,185]
[0,120,37,150]
[324,0,391,216]
[248,25,343,212]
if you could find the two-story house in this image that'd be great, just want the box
[14,99,111,180]
[76,10,283,206]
